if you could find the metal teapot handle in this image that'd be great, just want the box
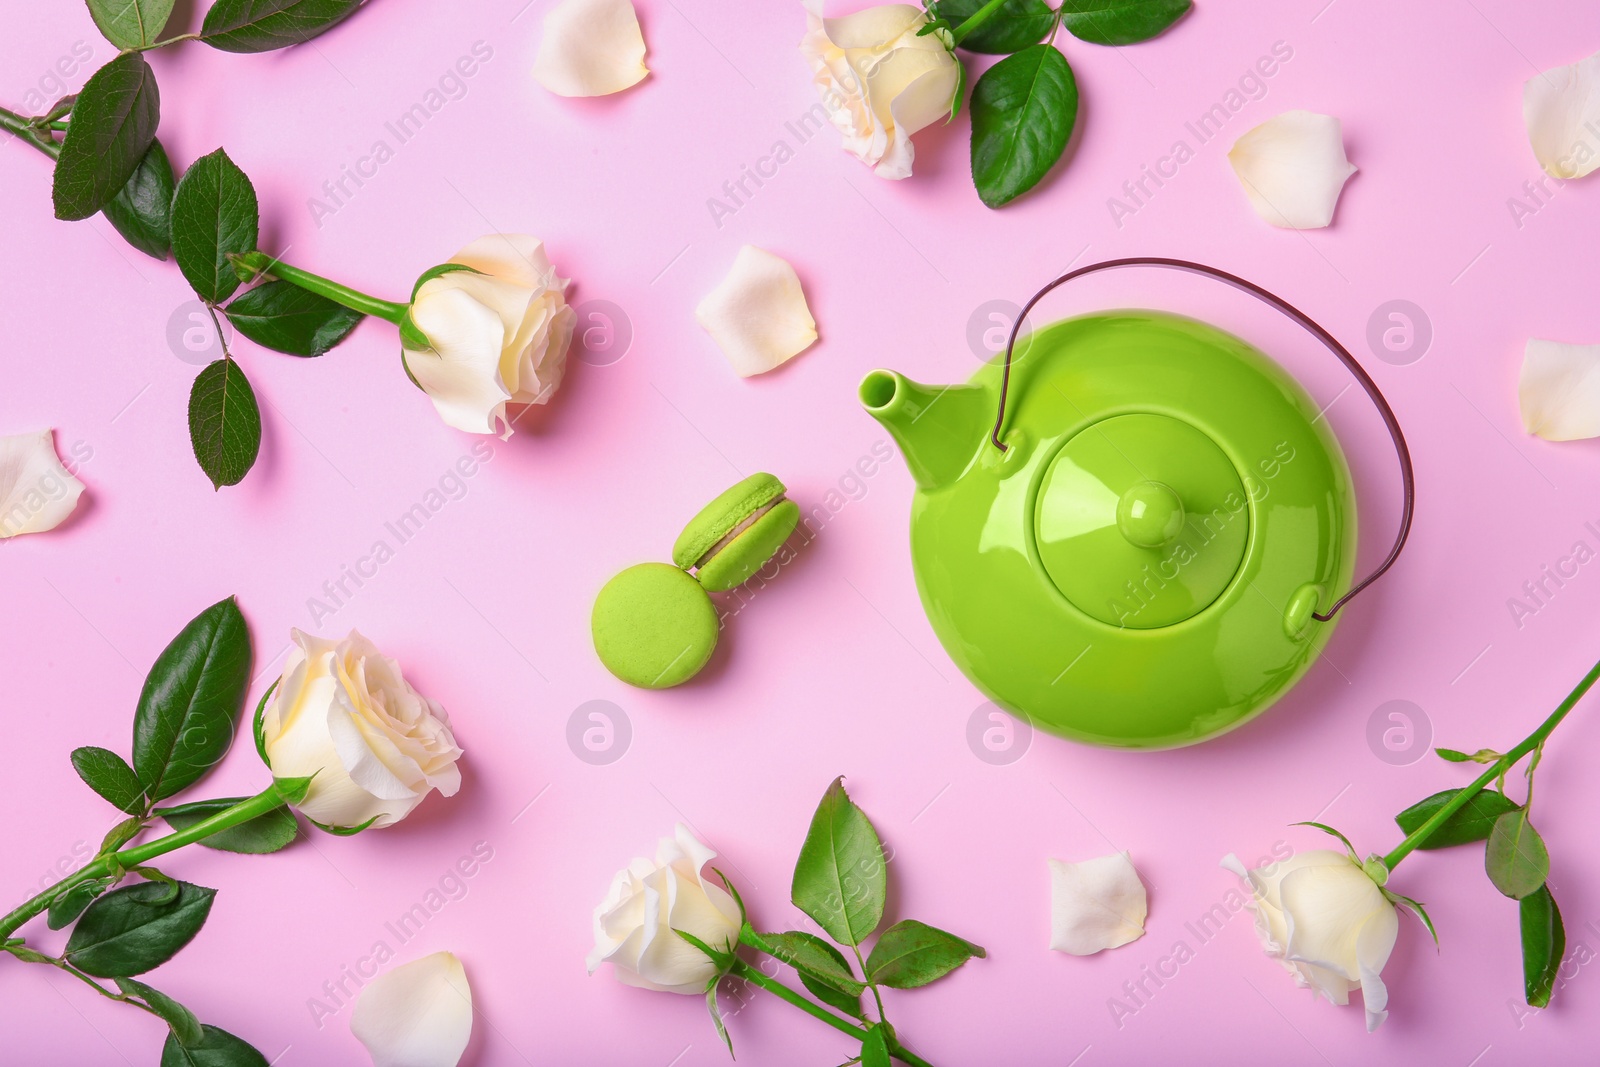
[991,257,1414,623]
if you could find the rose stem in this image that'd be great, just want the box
[0,786,285,940]
[230,250,410,325]
[1383,655,1600,870]
[728,958,936,1067]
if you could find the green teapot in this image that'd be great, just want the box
[861,259,1413,749]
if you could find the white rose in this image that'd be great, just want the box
[1222,849,1399,1031]
[261,629,463,830]
[800,2,961,180]
[402,234,577,437]
[586,824,742,994]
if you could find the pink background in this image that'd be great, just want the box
[5,0,1600,1063]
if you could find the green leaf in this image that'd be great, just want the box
[1394,788,1520,850]
[860,1024,892,1067]
[761,931,866,993]
[1058,0,1191,45]
[224,280,363,357]
[71,746,146,814]
[47,877,117,930]
[273,774,313,806]
[1487,810,1550,899]
[1386,892,1439,947]
[308,813,378,836]
[156,797,297,855]
[51,53,160,221]
[101,138,176,261]
[791,777,886,947]
[116,977,203,1046]
[865,919,986,989]
[170,149,259,304]
[934,0,1055,54]
[98,815,146,856]
[1434,747,1472,762]
[161,1025,269,1067]
[189,358,262,489]
[201,0,364,53]
[1292,820,1359,859]
[969,44,1078,208]
[132,597,253,801]
[85,0,178,49]
[65,880,216,977]
[1520,885,1565,1008]
[761,931,864,1016]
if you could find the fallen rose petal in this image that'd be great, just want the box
[0,429,85,539]
[351,952,472,1067]
[533,0,649,98]
[1049,851,1147,956]
[1524,50,1600,179]
[1228,110,1357,229]
[1519,338,1600,441]
[696,246,818,377]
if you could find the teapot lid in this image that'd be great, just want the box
[1035,413,1248,629]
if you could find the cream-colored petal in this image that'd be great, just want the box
[447,234,560,292]
[1524,51,1600,179]
[533,0,649,98]
[1355,907,1398,1031]
[0,430,85,538]
[696,246,818,377]
[407,287,512,435]
[1279,863,1388,981]
[821,3,925,49]
[351,952,472,1067]
[1228,110,1357,229]
[1519,338,1600,440]
[1048,852,1147,955]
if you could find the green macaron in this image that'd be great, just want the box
[591,563,719,689]
[672,473,801,593]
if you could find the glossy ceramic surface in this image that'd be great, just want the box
[861,311,1357,749]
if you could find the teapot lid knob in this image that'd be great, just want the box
[1116,481,1185,549]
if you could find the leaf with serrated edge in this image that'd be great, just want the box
[1521,886,1565,1008]
[86,0,178,49]
[170,149,259,304]
[1486,809,1550,899]
[65,880,216,978]
[132,598,252,800]
[202,0,363,54]
[969,45,1078,208]
[1394,789,1519,850]
[1058,0,1191,46]
[791,778,886,947]
[188,358,262,489]
[52,53,160,220]
[866,919,985,988]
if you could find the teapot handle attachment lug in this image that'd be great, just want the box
[990,257,1414,624]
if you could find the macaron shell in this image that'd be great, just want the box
[672,472,787,571]
[591,563,719,689]
[696,498,801,592]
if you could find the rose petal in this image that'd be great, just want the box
[1519,338,1600,441]
[1048,852,1147,955]
[406,287,513,435]
[1524,51,1600,179]
[351,952,473,1067]
[0,430,85,539]
[1228,110,1357,229]
[1355,907,1398,1032]
[1278,862,1387,982]
[533,0,649,98]
[696,246,818,377]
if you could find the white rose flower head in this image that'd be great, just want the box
[401,235,576,438]
[799,1,962,180]
[587,824,742,994]
[1221,848,1399,1032]
[260,628,463,831]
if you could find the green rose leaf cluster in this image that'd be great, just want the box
[931,0,1191,206]
[0,598,323,1065]
[683,779,984,1066]
[1381,660,1600,1011]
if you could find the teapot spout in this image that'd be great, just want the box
[859,369,992,491]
